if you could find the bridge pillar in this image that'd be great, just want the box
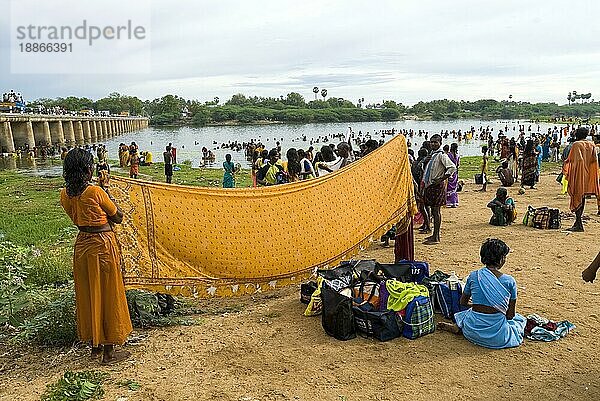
[104,120,112,138]
[49,121,65,145]
[95,121,103,141]
[32,121,52,147]
[0,122,15,153]
[82,121,91,143]
[11,121,35,149]
[63,120,75,144]
[74,121,84,144]
[90,120,98,143]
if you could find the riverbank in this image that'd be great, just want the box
[2,166,599,401]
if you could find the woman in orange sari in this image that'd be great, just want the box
[563,127,600,232]
[60,148,132,364]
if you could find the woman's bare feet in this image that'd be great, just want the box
[102,345,131,365]
[423,236,440,245]
[437,321,461,334]
[91,345,103,359]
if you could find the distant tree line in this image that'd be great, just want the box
[29,92,600,126]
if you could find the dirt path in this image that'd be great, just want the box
[3,172,600,401]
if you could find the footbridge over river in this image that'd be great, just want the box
[0,114,149,152]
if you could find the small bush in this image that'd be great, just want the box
[26,249,72,287]
[0,241,31,326]
[14,284,77,346]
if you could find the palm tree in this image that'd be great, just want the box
[313,87,319,101]
[321,89,327,100]
[567,92,572,106]
[214,97,219,105]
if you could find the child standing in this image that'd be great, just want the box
[480,145,489,192]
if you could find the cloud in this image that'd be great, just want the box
[2,0,600,104]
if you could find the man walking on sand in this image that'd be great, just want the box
[422,134,457,245]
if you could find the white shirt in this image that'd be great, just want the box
[423,150,457,187]
[317,156,343,176]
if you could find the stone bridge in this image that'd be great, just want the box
[0,114,149,152]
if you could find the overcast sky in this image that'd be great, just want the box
[2,0,599,105]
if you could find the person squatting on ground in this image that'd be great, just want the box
[487,187,516,226]
[421,134,457,245]
[60,148,132,364]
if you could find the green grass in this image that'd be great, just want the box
[458,156,561,180]
[0,166,253,287]
[0,171,75,285]
[110,161,254,188]
[0,172,73,245]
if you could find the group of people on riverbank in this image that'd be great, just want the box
[229,137,380,188]
[54,120,600,369]
[118,142,155,179]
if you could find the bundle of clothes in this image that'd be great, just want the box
[301,260,466,342]
[525,314,575,342]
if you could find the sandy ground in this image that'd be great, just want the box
[3,171,600,401]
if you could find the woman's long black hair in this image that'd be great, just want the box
[63,148,94,197]
[286,148,301,178]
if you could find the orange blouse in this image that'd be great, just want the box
[60,185,117,226]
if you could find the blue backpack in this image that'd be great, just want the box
[433,281,467,322]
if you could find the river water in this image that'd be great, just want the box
[1,119,559,175]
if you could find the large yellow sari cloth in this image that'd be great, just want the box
[109,134,417,298]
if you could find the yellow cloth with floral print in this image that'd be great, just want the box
[109,134,417,298]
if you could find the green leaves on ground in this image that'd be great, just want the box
[117,379,141,391]
[41,370,109,401]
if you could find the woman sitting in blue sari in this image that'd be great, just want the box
[440,238,526,349]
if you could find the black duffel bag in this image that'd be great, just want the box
[377,263,412,282]
[353,305,401,342]
[321,282,356,341]
[300,281,318,304]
